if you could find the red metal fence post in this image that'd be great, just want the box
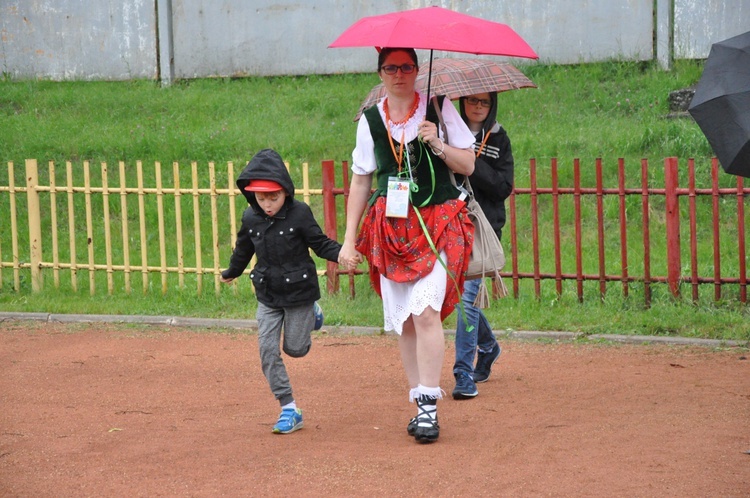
[618,158,629,297]
[688,159,700,302]
[737,175,747,303]
[574,159,583,302]
[641,159,652,307]
[596,158,606,299]
[711,159,722,301]
[509,189,519,298]
[664,157,681,298]
[530,158,541,298]
[552,158,562,297]
[321,160,339,295]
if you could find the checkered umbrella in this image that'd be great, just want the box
[354,58,536,120]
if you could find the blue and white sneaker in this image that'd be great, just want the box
[452,372,479,400]
[474,341,502,383]
[272,407,304,434]
[313,302,324,331]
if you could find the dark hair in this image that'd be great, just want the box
[377,48,418,72]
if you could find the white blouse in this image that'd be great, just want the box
[352,92,476,175]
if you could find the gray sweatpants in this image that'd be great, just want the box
[256,301,314,407]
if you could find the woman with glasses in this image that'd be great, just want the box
[339,47,476,443]
[451,92,514,400]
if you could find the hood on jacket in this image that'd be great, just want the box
[237,148,296,208]
[459,92,499,138]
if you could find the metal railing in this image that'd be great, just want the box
[320,157,749,305]
[2,157,748,306]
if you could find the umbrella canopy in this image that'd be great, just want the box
[329,6,538,59]
[354,58,536,120]
[329,6,538,103]
[688,30,750,178]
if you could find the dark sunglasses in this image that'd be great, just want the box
[380,63,417,75]
[465,97,492,108]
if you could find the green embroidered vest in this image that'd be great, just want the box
[364,95,460,207]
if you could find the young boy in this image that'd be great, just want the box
[451,92,512,400]
[220,148,342,434]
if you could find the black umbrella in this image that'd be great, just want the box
[688,30,750,178]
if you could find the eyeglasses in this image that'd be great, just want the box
[465,97,492,108]
[380,63,417,75]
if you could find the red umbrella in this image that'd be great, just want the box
[329,6,538,58]
[329,6,538,103]
[354,58,536,120]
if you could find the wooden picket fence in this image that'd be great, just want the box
[1,157,748,305]
[0,159,325,296]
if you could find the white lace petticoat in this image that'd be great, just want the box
[380,252,447,334]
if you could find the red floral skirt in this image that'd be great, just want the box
[355,197,474,321]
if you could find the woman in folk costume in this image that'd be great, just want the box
[339,47,476,443]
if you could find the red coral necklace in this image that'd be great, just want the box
[384,92,420,125]
[383,92,419,172]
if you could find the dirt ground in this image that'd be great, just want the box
[1,321,748,497]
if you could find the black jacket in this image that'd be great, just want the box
[460,94,514,242]
[221,149,341,308]
[469,124,514,241]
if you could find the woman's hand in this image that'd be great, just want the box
[339,242,363,270]
[418,120,442,152]
[418,119,474,175]
[340,172,372,271]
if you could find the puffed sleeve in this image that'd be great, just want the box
[441,99,476,149]
[351,115,377,175]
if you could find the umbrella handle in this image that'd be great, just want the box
[430,95,449,144]
[425,49,434,104]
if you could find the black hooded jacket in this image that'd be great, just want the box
[459,93,514,241]
[221,149,341,308]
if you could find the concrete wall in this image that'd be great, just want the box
[168,0,655,77]
[1,0,749,81]
[0,0,156,80]
[169,0,405,78]
[675,0,750,58]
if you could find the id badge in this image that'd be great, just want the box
[385,176,410,218]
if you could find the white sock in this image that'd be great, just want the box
[282,401,297,410]
[416,384,443,400]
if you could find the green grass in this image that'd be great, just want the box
[0,60,714,172]
[1,59,749,342]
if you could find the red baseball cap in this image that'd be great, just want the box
[244,179,283,192]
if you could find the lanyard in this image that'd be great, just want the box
[476,130,492,157]
[387,128,406,172]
